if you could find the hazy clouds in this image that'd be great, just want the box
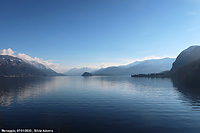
[0,48,59,70]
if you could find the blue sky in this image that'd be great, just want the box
[0,0,200,72]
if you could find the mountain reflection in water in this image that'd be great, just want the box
[0,76,200,133]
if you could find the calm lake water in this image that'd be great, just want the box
[1,76,200,133]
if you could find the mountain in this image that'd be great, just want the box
[171,59,200,86]
[171,46,200,72]
[0,55,60,77]
[170,46,200,86]
[28,60,48,69]
[130,45,200,87]
[64,67,97,76]
[27,60,60,76]
[93,58,175,76]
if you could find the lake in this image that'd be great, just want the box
[1,76,200,133]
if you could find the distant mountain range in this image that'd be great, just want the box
[64,67,97,76]
[2,45,200,81]
[130,45,200,87]
[64,58,175,76]
[0,55,61,77]
[92,58,175,76]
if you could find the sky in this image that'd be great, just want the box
[0,0,200,72]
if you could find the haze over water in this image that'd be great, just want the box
[1,76,200,133]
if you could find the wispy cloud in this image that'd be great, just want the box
[0,48,60,71]
[17,53,59,69]
[0,48,15,55]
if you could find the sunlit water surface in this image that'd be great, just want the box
[1,76,200,133]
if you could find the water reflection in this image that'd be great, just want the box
[172,78,200,109]
[96,76,200,108]
[0,77,55,107]
[1,76,200,132]
[1,76,200,109]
